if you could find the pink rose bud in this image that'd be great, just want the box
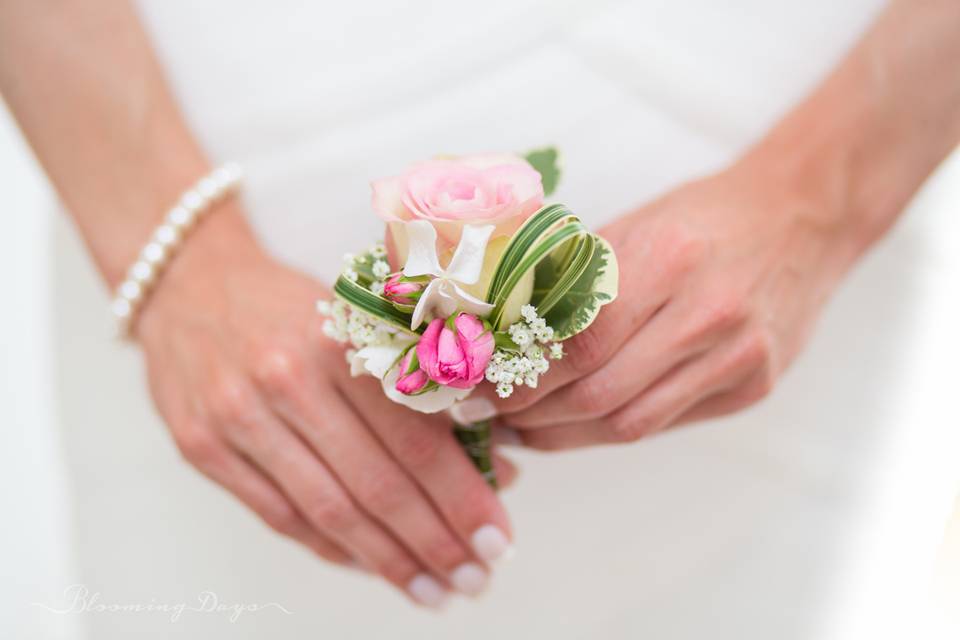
[417,313,495,389]
[394,348,429,395]
[383,273,426,306]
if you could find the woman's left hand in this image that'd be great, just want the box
[477,161,862,449]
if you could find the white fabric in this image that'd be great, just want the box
[36,1,960,638]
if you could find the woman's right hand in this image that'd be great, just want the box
[135,208,516,608]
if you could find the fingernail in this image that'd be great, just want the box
[407,574,449,609]
[471,525,514,564]
[449,562,489,596]
[492,426,523,447]
[450,397,497,424]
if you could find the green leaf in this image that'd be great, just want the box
[487,221,586,329]
[541,235,619,340]
[524,147,561,197]
[494,332,521,352]
[532,233,595,317]
[486,204,575,307]
[483,204,618,337]
[333,276,421,336]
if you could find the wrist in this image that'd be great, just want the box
[735,92,914,271]
[132,200,266,340]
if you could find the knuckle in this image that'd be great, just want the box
[392,427,443,470]
[254,347,306,398]
[261,502,302,537]
[749,366,776,401]
[660,225,707,279]
[355,470,409,516]
[570,375,617,417]
[377,555,420,586]
[422,535,468,571]
[742,329,774,368]
[206,375,260,426]
[676,293,747,351]
[703,293,748,332]
[564,328,606,375]
[172,423,223,470]
[306,495,360,533]
[607,411,655,443]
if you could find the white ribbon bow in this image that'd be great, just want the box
[402,220,495,330]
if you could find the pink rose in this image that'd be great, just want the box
[372,154,544,256]
[416,313,494,389]
[394,348,429,395]
[382,273,426,306]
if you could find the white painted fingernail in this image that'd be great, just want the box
[471,525,514,564]
[493,426,523,447]
[450,397,497,424]
[407,574,448,609]
[449,562,489,597]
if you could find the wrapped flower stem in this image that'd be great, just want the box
[453,420,496,489]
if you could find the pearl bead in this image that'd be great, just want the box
[167,205,192,227]
[181,189,204,213]
[142,242,166,265]
[210,167,232,186]
[217,163,242,184]
[197,176,219,200]
[111,163,241,340]
[111,298,132,319]
[120,280,142,302]
[129,260,154,285]
[153,223,181,248]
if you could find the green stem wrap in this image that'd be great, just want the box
[453,420,496,489]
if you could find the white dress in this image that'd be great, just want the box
[22,1,960,638]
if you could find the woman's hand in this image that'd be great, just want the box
[136,209,515,608]
[468,0,960,450]
[480,161,861,450]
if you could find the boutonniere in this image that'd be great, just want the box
[319,149,618,485]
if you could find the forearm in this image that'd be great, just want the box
[742,0,960,262]
[0,0,255,287]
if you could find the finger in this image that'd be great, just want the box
[506,288,750,428]
[255,351,486,598]
[338,374,515,571]
[515,330,767,450]
[671,367,775,427]
[463,216,711,422]
[462,294,668,422]
[492,450,519,489]
[172,420,356,566]
[205,379,448,609]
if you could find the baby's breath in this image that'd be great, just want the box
[372,259,390,279]
[339,244,391,296]
[486,305,565,398]
[318,297,399,349]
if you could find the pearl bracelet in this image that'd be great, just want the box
[111,163,243,337]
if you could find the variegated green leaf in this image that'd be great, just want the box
[541,235,619,340]
[524,147,561,197]
[485,204,619,336]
